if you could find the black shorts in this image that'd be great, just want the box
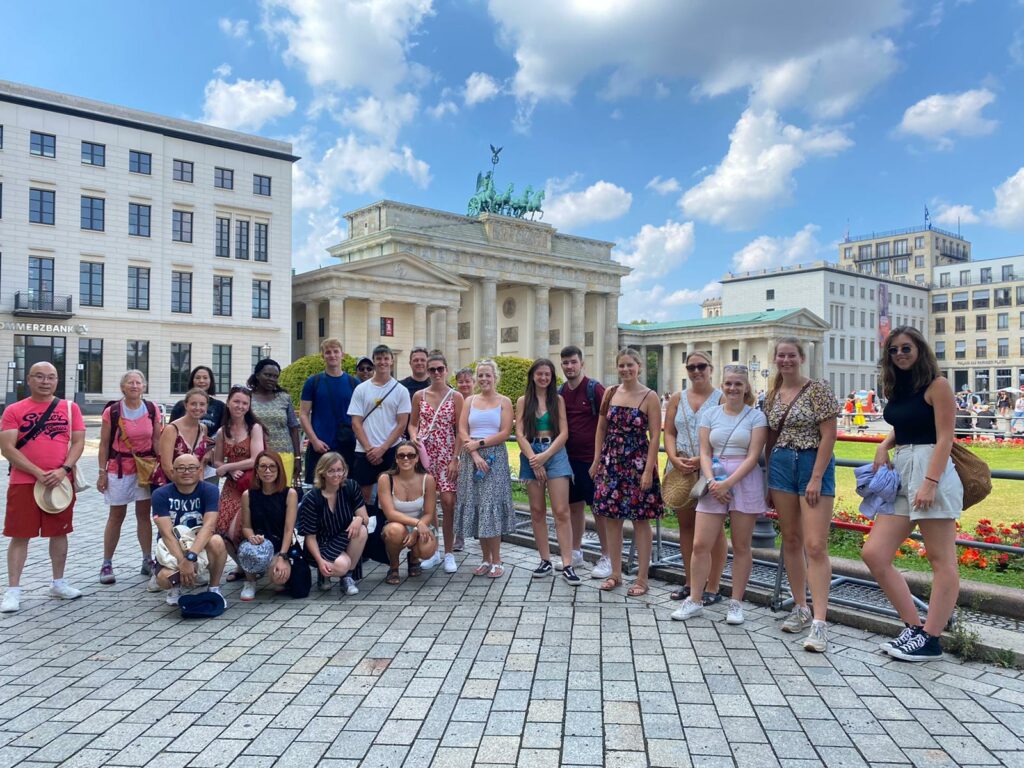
[352,448,397,488]
[568,458,595,506]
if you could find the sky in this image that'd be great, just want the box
[3,0,1024,322]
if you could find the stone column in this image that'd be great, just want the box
[328,297,345,345]
[480,278,497,358]
[659,345,672,395]
[533,285,550,362]
[738,339,749,368]
[366,299,381,352]
[710,340,722,370]
[570,289,586,348]
[413,304,428,349]
[304,302,320,357]
[673,342,687,392]
[604,292,619,384]
[445,306,459,368]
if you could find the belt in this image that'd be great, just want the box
[533,437,552,446]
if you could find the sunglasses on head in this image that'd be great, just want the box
[685,363,709,373]
[230,384,252,393]
[888,344,914,356]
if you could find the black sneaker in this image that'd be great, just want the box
[880,624,922,654]
[317,573,331,592]
[532,560,553,578]
[887,631,943,662]
[701,591,723,606]
[562,566,582,587]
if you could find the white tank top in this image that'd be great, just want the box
[391,475,426,520]
[468,398,502,438]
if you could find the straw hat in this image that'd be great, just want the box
[34,476,74,514]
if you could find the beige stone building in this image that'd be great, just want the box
[292,201,629,381]
[838,224,970,286]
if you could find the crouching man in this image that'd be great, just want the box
[152,455,227,606]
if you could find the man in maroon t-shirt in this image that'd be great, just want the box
[559,346,612,579]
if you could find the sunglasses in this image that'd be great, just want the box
[357,366,373,372]
[396,452,418,460]
[888,345,914,356]
[427,366,445,374]
[685,363,709,373]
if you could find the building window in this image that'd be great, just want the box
[997,368,1012,390]
[838,283,843,296]
[251,346,263,370]
[296,320,304,340]
[999,338,1010,357]
[915,236,924,249]
[955,340,966,359]
[253,174,271,196]
[876,242,890,259]
[976,339,987,358]
[894,258,909,274]
[859,263,873,275]
[931,294,947,313]
[894,239,908,255]
[81,141,106,167]
[215,217,230,257]
[995,288,1012,307]
[29,257,55,304]
[860,310,866,327]
[935,341,945,360]
[29,188,55,225]
[998,313,1009,330]
[915,255,925,268]
[173,159,194,183]
[129,203,151,237]
[128,266,150,310]
[79,262,104,307]
[212,345,232,389]
[170,343,191,393]
[951,291,968,311]
[935,318,945,333]
[877,261,890,275]
[765,289,775,300]
[129,150,151,175]
[960,270,971,286]
[976,315,987,331]
[80,196,105,231]
[172,210,193,243]
[171,271,192,313]
[127,340,149,381]
[214,167,234,189]
[213,276,232,316]
[0,125,3,148]
[954,316,965,332]
[869,312,875,327]
[254,223,268,262]
[30,131,56,157]
[78,339,103,394]
[980,267,992,284]
[235,220,249,259]
[843,247,852,259]
[252,280,271,319]
[858,244,872,259]
[1003,265,1015,281]
[318,318,326,338]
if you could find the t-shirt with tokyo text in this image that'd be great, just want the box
[151,482,220,528]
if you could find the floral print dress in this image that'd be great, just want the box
[215,433,251,545]
[593,396,664,521]
[418,392,457,493]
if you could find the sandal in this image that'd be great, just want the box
[669,586,691,601]
[473,562,492,576]
[408,559,422,578]
[487,563,505,578]
[627,582,649,597]
[599,577,621,591]
[225,570,245,582]
[385,568,401,585]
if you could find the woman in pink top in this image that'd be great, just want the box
[97,370,163,585]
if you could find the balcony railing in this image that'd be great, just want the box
[13,291,73,318]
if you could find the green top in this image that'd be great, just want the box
[536,411,552,432]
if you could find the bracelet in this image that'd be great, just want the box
[925,476,939,484]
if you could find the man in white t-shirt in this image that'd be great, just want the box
[348,344,412,502]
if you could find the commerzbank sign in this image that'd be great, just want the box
[0,322,89,334]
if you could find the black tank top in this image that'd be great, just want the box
[249,489,289,550]
[883,373,937,445]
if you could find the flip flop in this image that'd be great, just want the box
[408,560,422,578]
[487,563,505,578]
[472,562,492,576]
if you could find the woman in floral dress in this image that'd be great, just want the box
[215,386,265,562]
[409,352,463,573]
[590,348,663,596]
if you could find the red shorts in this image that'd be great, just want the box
[3,482,75,538]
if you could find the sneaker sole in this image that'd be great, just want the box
[726,616,745,625]
[803,641,827,653]
[671,609,704,622]
[562,578,582,587]
[781,621,811,634]
[886,647,942,662]
[99,578,116,585]
[532,570,553,579]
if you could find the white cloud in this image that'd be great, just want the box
[1011,28,1024,66]
[293,206,348,272]
[986,167,1024,229]
[918,2,944,27]
[619,281,720,322]
[614,220,696,287]
[427,100,459,119]
[679,109,852,229]
[262,0,434,95]
[464,72,501,105]
[488,0,904,118]
[543,180,632,231]
[933,203,980,227]
[218,17,252,43]
[645,176,680,195]
[340,93,419,143]
[898,89,998,149]
[201,75,296,131]
[730,224,822,273]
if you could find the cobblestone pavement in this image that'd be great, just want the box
[2,474,1024,767]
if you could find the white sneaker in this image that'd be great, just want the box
[803,621,829,653]
[240,582,257,601]
[671,600,705,622]
[49,581,82,600]
[443,553,458,573]
[572,550,584,568]
[146,572,161,592]
[1,590,20,613]
[341,576,359,596]
[420,552,441,570]
[591,555,612,580]
[726,599,745,625]
[165,587,180,606]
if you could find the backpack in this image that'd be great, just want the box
[106,399,159,459]
[559,378,599,417]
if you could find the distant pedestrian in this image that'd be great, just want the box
[400,346,431,398]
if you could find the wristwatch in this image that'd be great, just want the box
[478,439,486,448]
[185,551,198,563]
[61,464,72,473]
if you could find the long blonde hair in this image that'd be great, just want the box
[765,337,805,410]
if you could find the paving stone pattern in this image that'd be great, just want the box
[2,472,1024,767]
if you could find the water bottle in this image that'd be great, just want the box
[711,456,726,481]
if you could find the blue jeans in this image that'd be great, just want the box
[767,446,835,497]
[519,440,573,481]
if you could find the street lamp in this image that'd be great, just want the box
[260,342,272,360]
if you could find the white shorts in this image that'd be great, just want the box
[102,472,152,506]
[892,444,962,522]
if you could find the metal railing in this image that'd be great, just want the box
[14,291,73,314]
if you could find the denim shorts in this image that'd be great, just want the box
[520,440,573,481]
[767,446,836,497]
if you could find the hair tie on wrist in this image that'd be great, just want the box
[925,476,939,484]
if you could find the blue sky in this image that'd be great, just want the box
[3,0,1024,321]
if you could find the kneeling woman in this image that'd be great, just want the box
[379,441,439,584]
[237,450,307,600]
[672,365,767,625]
[298,453,369,597]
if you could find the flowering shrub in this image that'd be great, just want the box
[954,437,1024,449]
